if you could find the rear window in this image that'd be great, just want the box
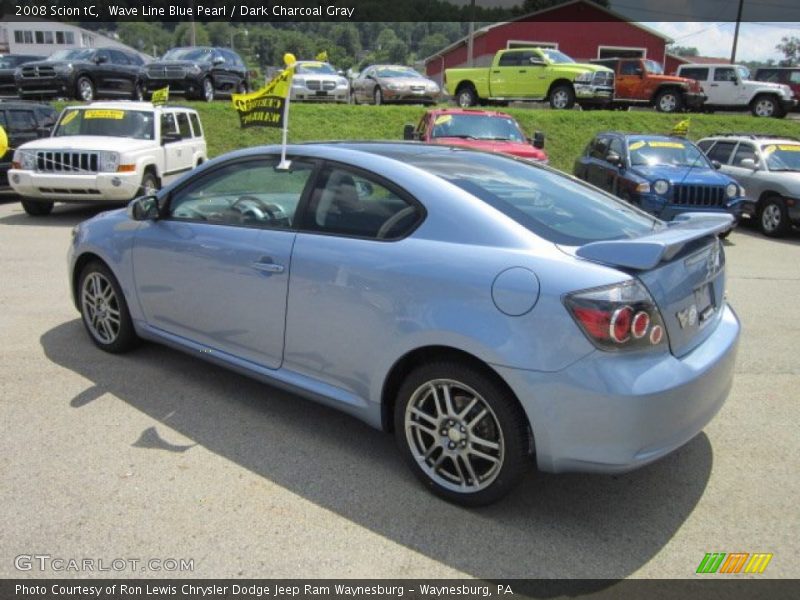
[406,152,659,246]
[680,67,708,81]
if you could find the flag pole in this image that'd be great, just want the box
[277,71,292,171]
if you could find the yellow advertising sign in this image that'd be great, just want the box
[315,51,328,62]
[231,66,294,128]
[648,141,686,149]
[60,110,79,126]
[84,109,125,120]
[151,86,169,105]
[628,141,645,151]
[0,125,7,157]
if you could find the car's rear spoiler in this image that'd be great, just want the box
[575,213,733,270]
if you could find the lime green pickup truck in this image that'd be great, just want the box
[445,48,615,110]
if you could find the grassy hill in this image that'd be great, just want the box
[58,100,799,172]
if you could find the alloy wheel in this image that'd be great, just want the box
[659,94,678,112]
[762,203,782,232]
[404,379,504,493]
[203,79,214,102]
[552,90,569,109]
[78,78,94,102]
[754,98,775,117]
[81,272,121,345]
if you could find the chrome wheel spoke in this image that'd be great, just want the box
[458,396,478,419]
[81,272,120,345]
[441,384,455,417]
[468,408,488,429]
[451,456,466,487]
[471,434,500,451]
[468,447,500,465]
[409,417,436,434]
[462,454,479,485]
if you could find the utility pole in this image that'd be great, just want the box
[730,0,744,63]
[467,0,476,68]
[190,1,197,47]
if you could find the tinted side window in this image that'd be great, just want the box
[714,68,737,82]
[8,110,37,133]
[176,112,192,138]
[696,139,715,153]
[306,166,422,240]
[108,50,129,65]
[189,113,203,138]
[680,67,708,81]
[732,143,756,166]
[707,141,736,164]
[790,71,800,84]
[498,52,521,67]
[170,159,313,228]
[590,136,610,159]
[756,69,779,82]
[620,61,640,75]
[95,50,110,64]
[161,113,177,135]
[609,138,624,157]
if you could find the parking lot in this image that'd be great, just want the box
[0,199,798,580]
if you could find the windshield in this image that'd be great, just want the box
[763,143,800,172]
[54,108,155,140]
[295,62,336,75]
[47,49,95,62]
[162,48,212,61]
[629,139,711,168]
[541,49,575,64]
[643,60,663,75]
[375,67,421,78]
[431,114,526,142]
[405,151,658,245]
[737,66,751,81]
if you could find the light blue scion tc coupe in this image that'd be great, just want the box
[68,142,740,505]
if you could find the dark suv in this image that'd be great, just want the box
[0,101,57,194]
[15,48,146,102]
[0,55,45,96]
[754,67,800,108]
[143,47,250,102]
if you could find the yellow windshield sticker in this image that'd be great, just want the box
[648,141,685,149]
[628,141,645,151]
[434,115,453,125]
[303,61,324,68]
[763,145,776,154]
[84,109,125,120]
[60,110,79,126]
[777,144,800,152]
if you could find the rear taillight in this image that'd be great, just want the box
[564,280,667,351]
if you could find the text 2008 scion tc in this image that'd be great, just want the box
[68,142,739,505]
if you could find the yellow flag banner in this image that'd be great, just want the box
[0,125,8,158]
[231,67,294,129]
[315,50,328,62]
[671,118,690,137]
[151,86,169,105]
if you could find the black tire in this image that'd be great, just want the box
[654,88,684,113]
[394,360,530,506]
[138,170,160,197]
[750,95,781,118]
[549,84,575,110]
[76,76,95,102]
[759,196,790,237]
[131,81,144,101]
[202,77,215,102]
[455,85,477,108]
[374,86,383,105]
[21,199,54,216]
[78,260,139,353]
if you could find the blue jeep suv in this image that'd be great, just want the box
[574,133,747,228]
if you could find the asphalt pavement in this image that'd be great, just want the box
[0,200,797,580]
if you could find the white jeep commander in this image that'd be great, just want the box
[10,101,207,216]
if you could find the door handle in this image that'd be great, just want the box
[251,258,285,274]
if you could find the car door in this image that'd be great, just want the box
[284,163,425,398]
[706,67,742,106]
[678,67,709,102]
[173,111,197,174]
[490,51,520,97]
[210,49,231,91]
[132,156,316,368]
[91,49,117,95]
[355,68,372,102]
[725,142,762,203]
[513,50,548,98]
[616,60,644,100]
[585,135,614,191]
[160,111,187,180]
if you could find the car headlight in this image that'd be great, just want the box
[14,149,36,170]
[98,151,120,173]
[336,77,348,87]
[726,183,738,198]
[292,77,305,86]
[54,63,74,75]
[653,180,670,195]
[386,82,403,91]
[574,72,593,83]
[188,64,202,75]
[428,83,440,92]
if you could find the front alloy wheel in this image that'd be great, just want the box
[395,362,529,506]
[752,96,777,117]
[549,84,575,110]
[203,78,215,102]
[760,198,789,237]
[655,90,682,113]
[79,262,138,353]
[76,76,95,102]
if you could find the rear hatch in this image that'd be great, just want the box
[574,213,732,357]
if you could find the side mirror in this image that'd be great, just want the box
[403,124,415,141]
[606,151,623,167]
[95,55,108,64]
[739,158,758,170]
[529,57,546,66]
[712,160,722,170]
[212,56,225,65]
[161,131,182,145]
[127,195,159,221]
[532,131,545,149]
[635,68,644,77]
[37,125,52,136]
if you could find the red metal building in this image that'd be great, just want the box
[423,0,672,84]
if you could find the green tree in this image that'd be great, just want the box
[776,36,799,65]
[418,33,449,60]
[386,39,409,64]
[173,22,210,47]
[117,22,171,57]
[668,45,699,57]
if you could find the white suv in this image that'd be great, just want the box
[676,64,796,118]
[10,101,207,216]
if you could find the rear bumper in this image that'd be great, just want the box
[9,169,140,202]
[495,304,739,474]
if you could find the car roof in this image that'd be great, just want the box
[71,101,197,113]
[595,132,692,142]
[425,108,517,120]
[700,134,800,144]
